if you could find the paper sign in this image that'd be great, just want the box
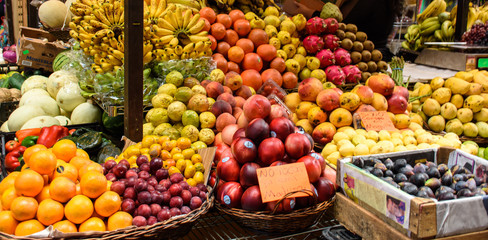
[358,111,397,131]
[256,162,312,203]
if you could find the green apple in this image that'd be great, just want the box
[478,147,485,158]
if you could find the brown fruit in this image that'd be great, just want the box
[367,61,378,72]
[351,52,362,64]
[363,40,374,51]
[340,39,353,50]
[361,50,372,62]
[371,50,383,62]
[336,30,346,40]
[352,41,363,52]
[345,24,358,33]
[344,32,356,41]
[355,31,367,42]
[357,62,368,72]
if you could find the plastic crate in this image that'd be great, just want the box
[319,225,361,240]
[0,101,18,125]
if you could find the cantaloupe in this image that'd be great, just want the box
[38,0,71,29]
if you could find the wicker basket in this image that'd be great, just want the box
[216,189,335,233]
[0,187,214,240]
[423,122,488,146]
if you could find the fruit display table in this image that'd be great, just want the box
[402,63,458,83]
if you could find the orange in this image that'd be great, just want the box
[42,174,50,185]
[227,61,240,73]
[182,148,195,159]
[228,46,245,63]
[270,57,286,73]
[75,183,81,195]
[35,185,50,203]
[216,14,232,28]
[70,156,92,171]
[242,53,263,72]
[75,149,90,159]
[37,199,64,225]
[170,147,182,155]
[141,135,157,148]
[52,220,77,233]
[224,29,239,46]
[208,35,217,51]
[199,7,216,24]
[107,211,133,231]
[241,69,262,91]
[0,210,18,234]
[257,44,277,62]
[248,29,269,48]
[158,135,171,145]
[78,163,104,179]
[106,181,113,191]
[80,171,107,199]
[1,186,18,210]
[148,144,162,158]
[14,169,44,197]
[29,150,57,175]
[65,195,93,224]
[160,150,172,160]
[49,177,76,203]
[213,56,228,73]
[282,71,299,89]
[94,191,121,217]
[211,23,226,40]
[162,140,177,152]
[236,39,254,54]
[23,144,47,165]
[52,139,77,162]
[261,68,283,87]
[233,19,251,37]
[53,162,78,182]
[14,219,44,236]
[0,171,20,196]
[229,9,245,23]
[202,18,211,32]
[216,41,230,58]
[191,154,203,164]
[10,196,38,221]
[79,217,106,232]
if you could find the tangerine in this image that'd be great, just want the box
[227,61,241,73]
[80,171,107,198]
[70,156,92,171]
[202,18,211,32]
[208,35,217,51]
[248,29,269,48]
[35,185,50,203]
[223,29,239,46]
[78,163,104,179]
[0,171,20,196]
[261,68,283,87]
[0,210,18,234]
[107,211,133,231]
[52,139,77,162]
[229,9,245,23]
[236,39,254,54]
[233,19,251,37]
[53,162,78,182]
[199,7,216,24]
[37,199,64,225]
[64,195,94,224]
[10,196,38,221]
[14,169,44,197]
[94,191,121,217]
[79,217,106,232]
[216,41,230,58]
[213,55,228,73]
[49,177,76,203]
[228,46,245,63]
[14,219,44,236]
[241,69,262,91]
[1,187,18,210]
[176,137,192,150]
[75,149,90,159]
[242,53,263,72]
[270,57,286,73]
[216,14,232,28]
[256,44,277,62]
[22,144,47,165]
[29,150,57,175]
[52,220,77,233]
[282,71,299,89]
[210,23,226,40]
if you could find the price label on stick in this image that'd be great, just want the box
[358,111,397,132]
[256,162,312,203]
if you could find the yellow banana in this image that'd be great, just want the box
[150,0,157,17]
[159,35,176,44]
[143,52,154,64]
[188,19,205,34]
[107,55,123,65]
[167,0,201,9]
[101,63,114,72]
[169,37,179,47]
[183,42,195,52]
[153,49,166,56]
[110,49,125,60]
[157,18,176,31]
[175,6,183,28]
[182,8,192,28]
[186,13,200,29]
[169,53,179,60]
[164,48,175,55]
[93,9,111,25]
[117,42,124,52]
[153,25,174,37]
[164,11,178,29]
[155,0,167,17]
[194,41,204,51]
[181,53,188,59]
[175,45,183,55]
[189,35,209,42]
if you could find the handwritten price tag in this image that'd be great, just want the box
[256,162,312,203]
[358,111,397,132]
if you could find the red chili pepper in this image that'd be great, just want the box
[5,146,26,172]
[37,125,70,148]
[69,129,76,135]
[5,140,20,152]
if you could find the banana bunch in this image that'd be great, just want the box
[417,0,446,24]
[420,16,440,37]
[69,0,125,73]
[208,0,279,14]
[451,3,488,31]
[402,25,423,52]
[166,0,206,12]
[436,20,455,42]
[149,5,212,60]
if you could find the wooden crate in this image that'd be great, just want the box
[334,193,488,240]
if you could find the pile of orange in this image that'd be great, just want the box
[0,139,132,236]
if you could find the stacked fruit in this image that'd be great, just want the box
[402,15,454,51]
[202,7,299,91]
[104,135,208,226]
[321,127,462,168]
[207,0,279,15]
[284,74,415,146]
[0,140,132,236]
[412,70,488,139]
[212,95,336,211]
[68,0,210,73]
[143,70,216,146]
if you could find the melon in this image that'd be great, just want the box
[38,0,71,29]
[23,95,60,116]
[21,116,61,130]
[52,51,71,71]
[71,102,102,124]
[19,88,50,106]
[7,105,46,131]
[56,82,86,112]
[47,70,79,98]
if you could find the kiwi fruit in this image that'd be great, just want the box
[356,31,367,42]
[336,30,346,40]
[361,50,372,62]
[339,22,346,31]
[363,40,375,52]
[341,38,353,50]
[345,32,357,41]
[367,61,378,72]
[371,50,383,62]
[377,61,388,71]
[362,72,372,81]
[351,51,362,63]
[357,62,368,72]
[345,24,358,33]
[352,41,364,52]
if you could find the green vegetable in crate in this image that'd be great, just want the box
[76,131,103,153]
[1,72,26,90]
[102,112,124,135]
[97,143,121,164]
[21,136,39,147]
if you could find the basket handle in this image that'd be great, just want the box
[271,188,317,215]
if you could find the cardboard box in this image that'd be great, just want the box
[337,147,488,238]
[16,27,68,71]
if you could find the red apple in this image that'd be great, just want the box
[269,117,295,142]
[392,86,409,100]
[285,133,312,159]
[241,185,265,211]
[308,152,325,171]
[321,166,338,189]
[217,181,243,208]
[245,118,270,143]
[231,137,257,164]
[258,138,285,166]
[266,197,295,213]
[270,161,287,166]
[217,156,240,182]
[233,128,246,141]
[297,156,322,183]
[314,177,335,202]
[296,183,317,209]
[239,162,260,188]
[387,94,408,114]
[215,143,231,163]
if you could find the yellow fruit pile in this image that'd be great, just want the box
[112,136,206,186]
[0,140,131,236]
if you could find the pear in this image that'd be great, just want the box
[457,108,473,123]
[463,122,479,137]
[263,6,280,17]
[475,108,488,122]
[428,115,446,132]
[264,15,280,28]
[440,102,457,120]
[280,19,296,34]
[446,119,463,136]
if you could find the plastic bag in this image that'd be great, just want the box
[149,57,215,83]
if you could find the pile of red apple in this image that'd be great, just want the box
[211,95,337,212]
[103,155,208,227]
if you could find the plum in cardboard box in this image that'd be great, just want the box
[16,27,68,71]
[337,147,488,238]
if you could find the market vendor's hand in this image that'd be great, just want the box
[283,1,316,19]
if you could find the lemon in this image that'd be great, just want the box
[186,178,197,187]
[182,149,195,159]
[173,153,185,161]
[354,144,369,156]
[191,154,202,164]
